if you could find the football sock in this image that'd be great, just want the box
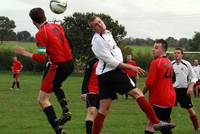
[136,96,160,124]
[16,81,20,88]
[11,82,15,88]
[190,115,199,130]
[54,88,69,113]
[92,112,105,134]
[144,130,154,134]
[43,105,60,133]
[86,120,93,134]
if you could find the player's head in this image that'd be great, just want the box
[13,56,17,61]
[193,59,199,66]
[152,39,168,58]
[29,8,46,26]
[174,47,184,61]
[88,16,106,34]
[127,55,132,61]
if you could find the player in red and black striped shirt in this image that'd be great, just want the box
[81,58,99,134]
[143,39,176,134]
[15,8,73,134]
[10,56,23,90]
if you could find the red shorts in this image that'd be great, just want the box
[41,60,73,93]
[195,80,200,86]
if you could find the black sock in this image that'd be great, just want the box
[11,82,16,88]
[43,105,60,133]
[54,88,69,113]
[144,130,154,134]
[86,120,93,134]
[16,81,20,88]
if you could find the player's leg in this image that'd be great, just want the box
[85,93,99,134]
[145,120,154,134]
[16,73,20,89]
[128,88,176,131]
[187,107,199,131]
[153,106,173,134]
[52,61,74,125]
[86,107,97,134]
[193,85,197,97]
[11,74,16,89]
[178,88,199,131]
[38,90,64,134]
[92,98,112,134]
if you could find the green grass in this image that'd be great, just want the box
[0,41,36,52]
[130,45,175,55]
[0,72,199,134]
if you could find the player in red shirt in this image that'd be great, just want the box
[143,39,176,134]
[124,55,139,99]
[14,8,73,134]
[10,56,23,90]
[81,58,99,134]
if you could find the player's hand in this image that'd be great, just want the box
[81,94,87,101]
[131,66,145,75]
[14,46,26,55]
[187,87,193,95]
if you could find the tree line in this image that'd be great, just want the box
[0,16,34,43]
[0,13,200,71]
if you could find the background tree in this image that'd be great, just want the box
[16,31,31,41]
[0,16,16,44]
[186,32,200,51]
[62,12,127,71]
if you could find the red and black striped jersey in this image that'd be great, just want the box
[145,56,176,107]
[81,58,99,94]
[32,22,72,64]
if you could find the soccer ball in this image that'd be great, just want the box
[49,0,67,14]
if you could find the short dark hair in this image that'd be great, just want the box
[88,16,98,27]
[175,47,184,54]
[29,8,46,24]
[155,39,168,51]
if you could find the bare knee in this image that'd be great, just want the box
[128,88,144,99]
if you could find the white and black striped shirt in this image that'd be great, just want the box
[193,65,200,80]
[172,59,197,88]
[91,30,123,75]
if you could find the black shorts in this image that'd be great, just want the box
[98,68,136,100]
[153,105,172,121]
[86,93,100,109]
[175,88,193,109]
[130,76,136,85]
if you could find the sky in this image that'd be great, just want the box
[1,0,200,39]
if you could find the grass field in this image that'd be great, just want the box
[0,72,199,134]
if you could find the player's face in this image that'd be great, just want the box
[152,43,164,58]
[90,17,106,34]
[194,60,199,65]
[174,50,183,60]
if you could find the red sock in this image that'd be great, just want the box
[136,96,160,124]
[92,112,105,134]
[190,115,199,130]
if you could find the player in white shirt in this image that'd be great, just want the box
[89,15,176,134]
[172,48,200,132]
[193,59,200,97]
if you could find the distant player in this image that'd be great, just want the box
[143,39,176,134]
[172,48,200,132]
[81,58,99,134]
[124,54,139,99]
[193,59,200,97]
[14,8,73,134]
[88,15,176,134]
[10,56,23,90]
